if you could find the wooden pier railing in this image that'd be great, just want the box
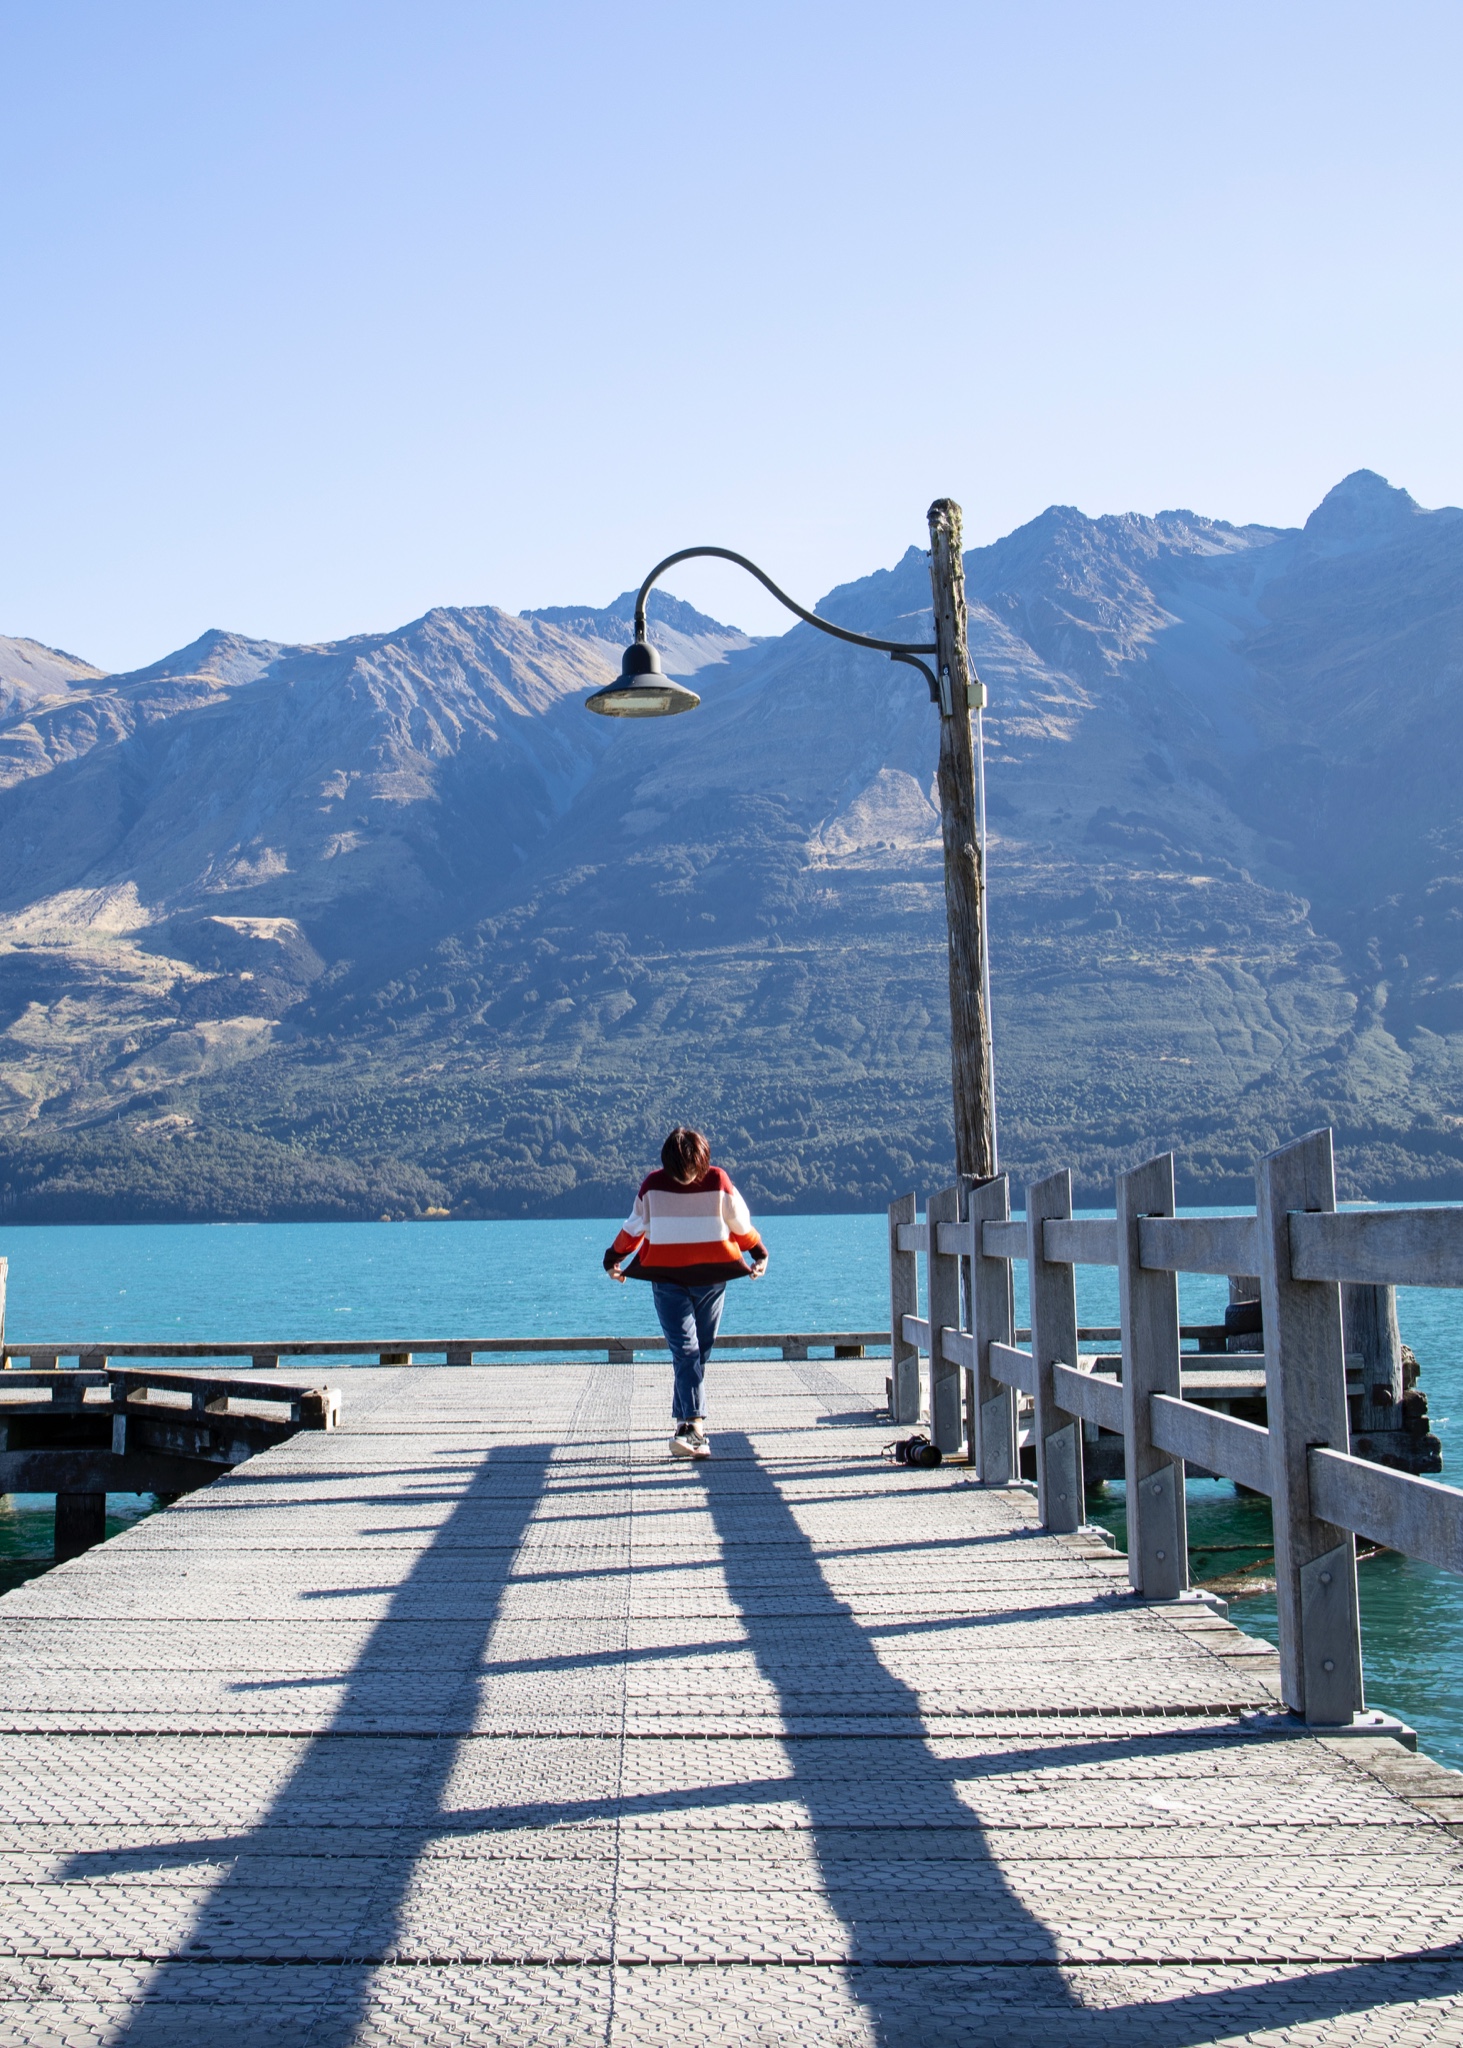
[0,1362,339,1559]
[0,1330,885,1368]
[888,1126,1463,1733]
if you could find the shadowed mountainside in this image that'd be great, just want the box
[1,470,1460,1220]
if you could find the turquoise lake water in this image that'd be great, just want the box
[2,1210,1460,1765]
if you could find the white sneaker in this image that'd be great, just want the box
[670,1422,711,1459]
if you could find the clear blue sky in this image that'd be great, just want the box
[3,0,1460,670]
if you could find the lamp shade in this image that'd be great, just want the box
[585,639,701,718]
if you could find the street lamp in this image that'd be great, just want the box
[585,636,703,718]
[586,500,996,1182]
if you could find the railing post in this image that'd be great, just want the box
[888,1194,921,1424]
[1027,1169,1084,1531]
[927,1184,963,1454]
[968,1176,1015,1484]
[1117,1154,1188,1600]
[1256,1128,1364,1725]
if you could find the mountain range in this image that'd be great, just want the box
[1,468,1460,1221]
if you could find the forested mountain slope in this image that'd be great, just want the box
[1,470,1459,1219]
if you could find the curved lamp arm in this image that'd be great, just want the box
[635,544,940,700]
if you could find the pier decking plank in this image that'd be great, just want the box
[0,1360,1461,2044]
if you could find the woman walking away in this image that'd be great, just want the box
[604,1126,768,1458]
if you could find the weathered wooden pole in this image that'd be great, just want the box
[927,499,995,1181]
[1343,1282,1403,1411]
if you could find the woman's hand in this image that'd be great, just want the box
[607,1262,626,1284]
[750,1253,768,1280]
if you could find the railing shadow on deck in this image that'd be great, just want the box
[66,1435,558,2048]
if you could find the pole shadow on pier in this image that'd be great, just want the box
[75,1436,557,2048]
[701,1433,1463,2047]
[700,1430,1079,2040]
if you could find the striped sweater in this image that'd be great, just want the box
[607,1167,765,1285]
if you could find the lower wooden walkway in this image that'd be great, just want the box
[1,1360,1462,2045]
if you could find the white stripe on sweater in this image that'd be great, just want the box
[622,1184,756,1242]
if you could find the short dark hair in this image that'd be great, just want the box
[662,1126,711,1182]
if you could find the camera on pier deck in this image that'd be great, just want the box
[884,1433,942,1469]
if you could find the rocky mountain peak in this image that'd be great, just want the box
[525,588,747,643]
[111,628,286,690]
[0,636,106,720]
[1302,469,1425,551]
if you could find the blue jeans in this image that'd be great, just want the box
[651,1282,726,1422]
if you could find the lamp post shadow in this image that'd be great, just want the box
[698,1432,1463,2047]
[700,1430,1080,2037]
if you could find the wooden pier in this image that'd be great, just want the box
[0,1346,1462,2041]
